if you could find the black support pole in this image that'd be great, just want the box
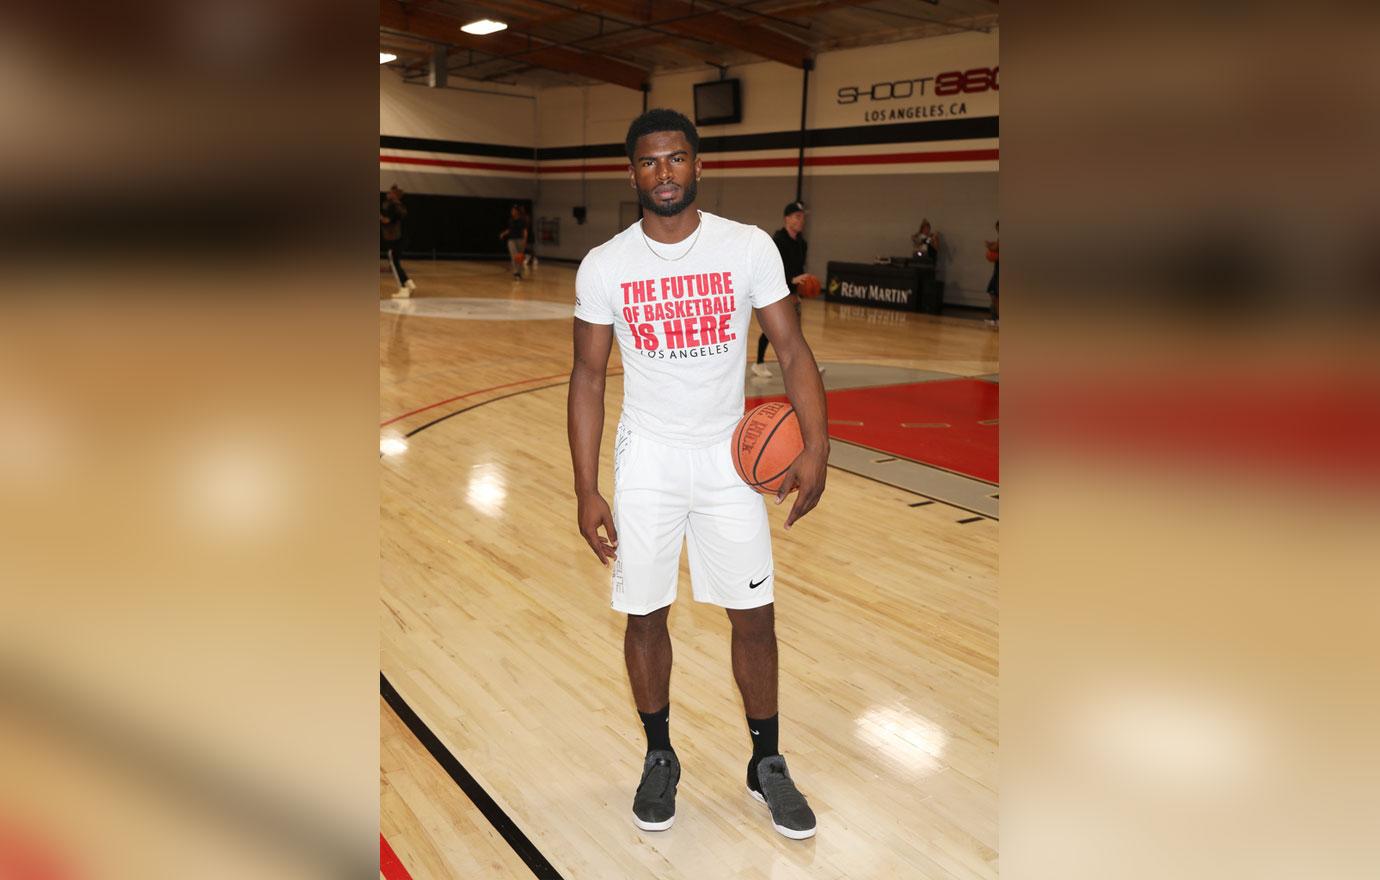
[795,59,813,202]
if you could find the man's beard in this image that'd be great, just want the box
[637,177,698,218]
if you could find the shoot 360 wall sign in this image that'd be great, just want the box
[836,67,998,123]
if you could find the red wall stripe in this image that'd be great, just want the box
[381,155,536,173]
[380,148,998,175]
[729,148,998,168]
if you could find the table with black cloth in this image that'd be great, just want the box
[823,259,944,313]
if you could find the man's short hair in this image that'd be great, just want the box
[625,109,700,163]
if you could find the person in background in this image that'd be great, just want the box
[752,201,813,379]
[499,204,529,280]
[911,218,942,263]
[381,185,415,299]
[521,205,537,273]
[984,220,999,328]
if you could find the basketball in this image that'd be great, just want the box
[796,274,822,298]
[732,401,804,494]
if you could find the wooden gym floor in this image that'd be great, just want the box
[379,258,999,879]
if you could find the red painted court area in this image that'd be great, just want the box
[748,379,999,484]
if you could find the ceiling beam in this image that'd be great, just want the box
[381,0,649,89]
[442,0,586,29]
[571,0,813,68]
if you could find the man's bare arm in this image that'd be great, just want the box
[756,298,829,528]
[568,318,618,563]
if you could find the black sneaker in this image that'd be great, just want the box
[749,755,816,839]
[632,749,680,831]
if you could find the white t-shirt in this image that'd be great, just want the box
[575,211,790,447]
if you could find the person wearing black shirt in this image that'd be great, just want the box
[381,185,415,299]
[499,205,529,280]
[752,201,811,379]
[520,205,537,272]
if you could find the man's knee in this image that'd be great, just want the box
[727,603,775,637]
[626,605,670,639]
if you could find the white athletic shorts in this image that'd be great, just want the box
[611,422,774,615]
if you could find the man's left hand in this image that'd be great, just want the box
[775,443,829,529]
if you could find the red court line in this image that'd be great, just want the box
[381,373,570,427]
[380,834,414,880]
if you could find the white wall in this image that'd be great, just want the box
[379,67,535,145]
[537,83,644,150]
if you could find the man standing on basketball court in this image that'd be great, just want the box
[567,109,829,839]
[499,204,529,280]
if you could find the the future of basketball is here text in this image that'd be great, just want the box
[619,271,738,359]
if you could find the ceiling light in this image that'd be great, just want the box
[460,19,508,36]
[379,52,397,64]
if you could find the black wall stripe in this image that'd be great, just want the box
[381,674,566,880]
[381,134,536,160]
[381,116,998,163]
[537,143,628,161]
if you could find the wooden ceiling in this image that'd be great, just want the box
[381,0,999,91]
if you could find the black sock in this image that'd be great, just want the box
[756,333,769,364]
[746,714,780,791]
[639,705,672,754]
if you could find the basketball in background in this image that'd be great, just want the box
[732,401,804,494]
[796,274,822,298]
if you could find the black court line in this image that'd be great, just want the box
[908,500,934,507]
[403,380,579,438]
[381,674,566,880]
[956,516,986,524]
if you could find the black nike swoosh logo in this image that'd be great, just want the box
[749,575,769,589]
